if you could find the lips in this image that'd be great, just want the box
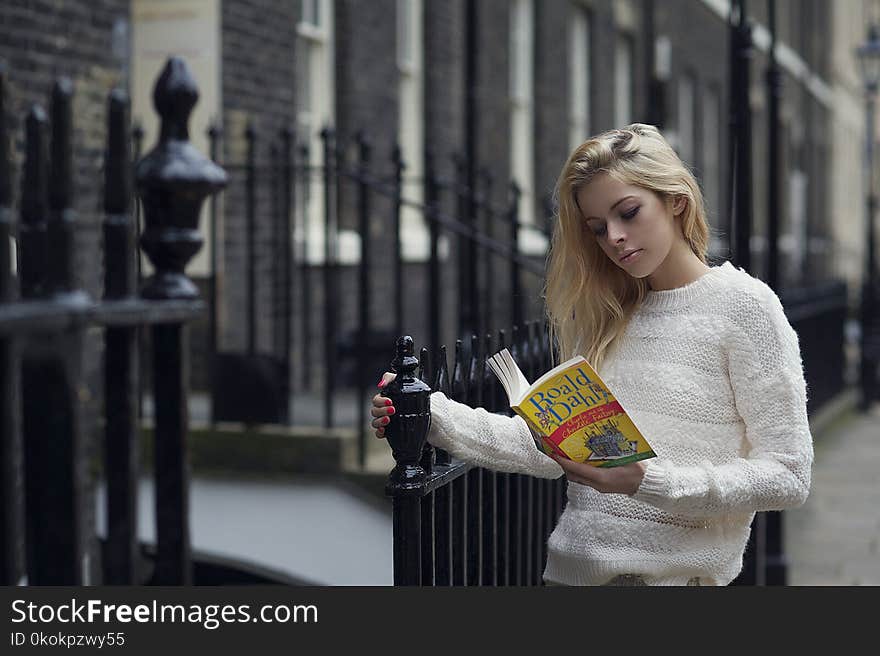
[619,249,643,263]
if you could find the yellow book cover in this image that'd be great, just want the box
[486,348,656,467]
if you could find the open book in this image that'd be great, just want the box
[486,349,656,468]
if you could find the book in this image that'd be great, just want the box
[486,348,656,468]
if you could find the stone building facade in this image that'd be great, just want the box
[2,0,857,399]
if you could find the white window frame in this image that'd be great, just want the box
[701,83,721,223]
[297,0,346,265]
[614,33,634,128]
[569,6,591,150]
[677,72,696,165]
[510,0,546,255]
[396,0,438,262]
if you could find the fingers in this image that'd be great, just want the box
[371,406,395,420]
[372,415,388,438]
[371,372,398,439]
[377,371,397,388]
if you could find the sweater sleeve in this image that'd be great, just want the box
[632,283,814,519]
[426,391,564,480]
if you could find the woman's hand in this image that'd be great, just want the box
[370,372,397,439]
[550,455,647,495]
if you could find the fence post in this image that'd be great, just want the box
[320,127,337,429]
[480,169,495,334]
[20,79,92,584]
[245,122,257,357]
[280,126,294,424]
[509,182,522,329]
[0,63,26,586]
[103,89,140,584]
[391,145,404,339]
[453,154,476,338]
[383,336,433,585]
[207,122,221,425]
[425,150,440,355]
[297,140,311,389]
[135,57,227,584]
[356,132,372,469]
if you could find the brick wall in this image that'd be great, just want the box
[219,0,297,365]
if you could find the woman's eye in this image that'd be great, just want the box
[591,225,607,237]
[621,207,639,220]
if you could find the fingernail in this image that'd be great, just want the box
[387,407,395,415]
[384,398,392,406]
[382,417,390,425]
[377,377,385,388]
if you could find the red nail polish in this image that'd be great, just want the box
[384,399,392,406]
[387,407,395,415]
[377,377,385,388]
[382,417,390,425]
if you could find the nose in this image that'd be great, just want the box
[606,219,627,244]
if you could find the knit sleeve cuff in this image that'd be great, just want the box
[426,390,455,451]
[631,459,669,505]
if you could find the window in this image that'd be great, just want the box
[397,0,431,261]
[297,0,337,264]
[397,0,414,70]
[701,84,721,223]
[569,7,591,150]
[677,72,696,165]
[300,0,322,30]
[510,0,536,234]
[614,34,633,127]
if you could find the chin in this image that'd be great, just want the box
[616,257,656,279]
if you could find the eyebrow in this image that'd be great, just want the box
[584,195,637,221]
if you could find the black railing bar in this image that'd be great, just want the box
[420,460,474,495]
[213,160,555,238]
[334,165,520,217]
[390,192,553,238]
[0,298,205,334]
[372,193,547,275]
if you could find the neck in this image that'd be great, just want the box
[646,242,709,291]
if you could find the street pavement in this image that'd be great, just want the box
[784,399,880,585]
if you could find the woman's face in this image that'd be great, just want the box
[575,173,684,280]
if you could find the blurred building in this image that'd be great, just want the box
[0,0,871,385]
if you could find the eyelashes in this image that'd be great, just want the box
[589,206,640,237]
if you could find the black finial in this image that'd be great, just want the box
[49,78,73,212]
[22,105,48,227]
[105,88,131,214]
[384,336,433,494]
[135,57,227,300]
[356,130,371,164]
[391,143,404,170]
[154,57,198,141]
[391,335,419,378]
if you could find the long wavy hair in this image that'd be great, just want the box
[543,123,711,371]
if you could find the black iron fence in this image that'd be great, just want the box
[383,330,567,586]
[384,277,851,586]
[183,123,554,469]
[0,58,235,585]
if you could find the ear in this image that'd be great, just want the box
[672,195,688,217]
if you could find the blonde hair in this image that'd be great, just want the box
[543,123,710,371]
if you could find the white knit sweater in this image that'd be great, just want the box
[426,262,814,586]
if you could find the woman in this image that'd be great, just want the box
[370,124,813,586]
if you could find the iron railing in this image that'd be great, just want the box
[383,328,568,586]
[0,58,228,585]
